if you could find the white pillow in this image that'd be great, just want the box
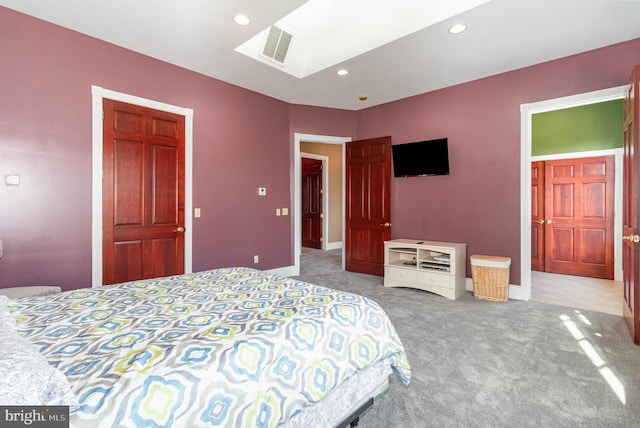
[0,295,16,327]
[0,299,78,406]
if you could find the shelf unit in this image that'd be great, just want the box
[384,239,467,300]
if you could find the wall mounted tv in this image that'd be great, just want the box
[392,138,450,177]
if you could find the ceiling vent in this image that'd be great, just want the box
[262,25,293,64]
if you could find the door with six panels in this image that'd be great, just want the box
[102,99,186,285]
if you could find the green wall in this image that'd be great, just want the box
[532,99,623,156]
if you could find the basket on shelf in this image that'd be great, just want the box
[470,255,511,302]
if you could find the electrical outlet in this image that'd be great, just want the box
[254,255,259,263]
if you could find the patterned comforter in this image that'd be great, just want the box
[9,268,410,427]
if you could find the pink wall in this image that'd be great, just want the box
[0,7,313,290]
[1,6,638,291]
[289,104,357,138]
[355,38,640,282]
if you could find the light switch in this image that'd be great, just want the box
[4,175,20,186]
[282,208,288,216]
[276,208,281,216]
[258,187,267,196]
[194,208,201,218]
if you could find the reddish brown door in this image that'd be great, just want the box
[544,156,614,279]
[102,99,185,285]
[531,161,546,271]
[345,136,392,276]
[302,157,323,249]
[623,65,640,344]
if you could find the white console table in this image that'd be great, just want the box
[384,239,467,300]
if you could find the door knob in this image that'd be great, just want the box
[537,219,545,224]
[546,220,552,224]
[380,222,391,227]
[173,226,185,233]
[623,234,640,243]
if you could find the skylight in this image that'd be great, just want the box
[234,0,490,79]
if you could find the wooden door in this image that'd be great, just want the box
[302,157,323,249]
[531,161,546,271]
[622,65,640,344]
[345,136,392,276]
[102,99,185,285]
[544,156,614,279]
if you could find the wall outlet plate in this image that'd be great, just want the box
[4,175,20,185]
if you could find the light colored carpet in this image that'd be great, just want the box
[294,249,640,428]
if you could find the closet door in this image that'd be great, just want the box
[531,161,545,271]
[301,157,323,249]
[622,65,640,344]
[544,156,614,279]
[102,99,186,285]
[345,136,391,276]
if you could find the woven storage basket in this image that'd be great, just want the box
[470,255,511,302]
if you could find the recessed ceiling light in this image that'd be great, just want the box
[449,24,467,34]
[359,95,368,101]
[337,69,349,76]
[233,14,250,26]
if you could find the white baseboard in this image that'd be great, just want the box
[267,265,297,277]
[325,241,343,250]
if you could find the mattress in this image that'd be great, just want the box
[7,267,410,427]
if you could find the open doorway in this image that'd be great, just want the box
[91,86,194,287]
[521,86,625,314]
[293,133,351,276]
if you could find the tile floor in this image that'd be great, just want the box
[531,271,623,316]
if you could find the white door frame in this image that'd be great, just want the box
[519,85,625,300]
[293,133,351,276]
[91,85,194,287]
[531,149,623,281]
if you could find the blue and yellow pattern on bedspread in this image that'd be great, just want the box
[10,268,410,427]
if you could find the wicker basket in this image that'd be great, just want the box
[470,255,511,302]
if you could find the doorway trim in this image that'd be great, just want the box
[91,86,194,287]
[301,152,329,251]
[293,133,351,276]
[520,85,625,300]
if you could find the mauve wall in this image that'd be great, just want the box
[2,6,639,291]
[0,7,309,290]
[289,104,357,138]
[355,38,640,283]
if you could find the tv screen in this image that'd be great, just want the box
[392,138,450,177]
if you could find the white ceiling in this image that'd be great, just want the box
[2,0,640,110]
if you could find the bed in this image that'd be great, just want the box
[1,267,410,427]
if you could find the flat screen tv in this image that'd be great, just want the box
[392,138,450,177]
